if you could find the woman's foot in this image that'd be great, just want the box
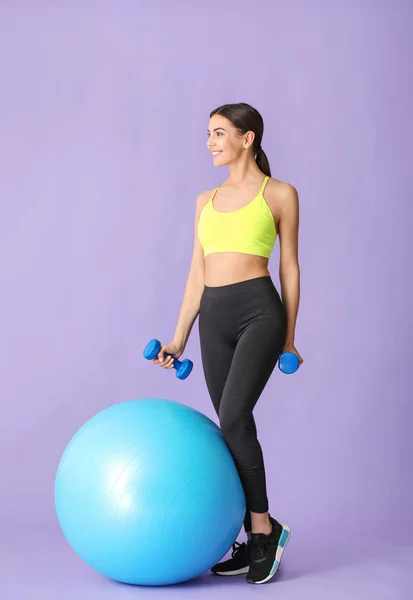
[210,540,251,576]
[246,516,291,585]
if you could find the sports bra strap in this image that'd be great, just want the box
[210,178,268,203]
[209,186,220,202]
[259,175,270,195]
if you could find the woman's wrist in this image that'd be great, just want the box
[173,333,187,351]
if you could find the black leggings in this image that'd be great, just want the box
[198,275,287,532]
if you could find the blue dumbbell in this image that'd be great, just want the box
[278,351,300,375]
[143,338,193,380]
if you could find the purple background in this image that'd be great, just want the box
[1,1,412,598]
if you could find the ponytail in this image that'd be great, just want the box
[255,146,271,177]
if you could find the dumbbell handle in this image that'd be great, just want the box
[143,339,193,380]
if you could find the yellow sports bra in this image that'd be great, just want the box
[197,176,277,258]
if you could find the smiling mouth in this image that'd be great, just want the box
[211,151,222,156]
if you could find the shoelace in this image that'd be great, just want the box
[231,541,247,557]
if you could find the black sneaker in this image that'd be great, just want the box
[210,541,250,576]
[246,517,291,585]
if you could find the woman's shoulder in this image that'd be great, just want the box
[263,177,298,221]
[196,187,216,208]
[265,177,298,207]
[266,176,297,195]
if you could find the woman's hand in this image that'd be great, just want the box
[152,341,184,370]
[282,341,304,366]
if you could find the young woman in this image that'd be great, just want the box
[152,103,303,585]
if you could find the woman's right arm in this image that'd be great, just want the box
[154,190,210,367]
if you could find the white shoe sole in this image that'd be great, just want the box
[213,565,250,576]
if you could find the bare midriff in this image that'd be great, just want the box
[203,253,270,287]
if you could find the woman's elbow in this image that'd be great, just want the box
[188,262,205,288]
[280,258,300,275]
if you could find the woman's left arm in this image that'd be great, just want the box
[276,184,303,364]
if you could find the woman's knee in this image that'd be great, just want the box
[219,408,255,438]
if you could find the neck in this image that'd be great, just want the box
[226,158,263,187]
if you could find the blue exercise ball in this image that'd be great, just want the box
[54,398,246,586]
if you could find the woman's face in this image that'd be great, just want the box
[207,114,245,167]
